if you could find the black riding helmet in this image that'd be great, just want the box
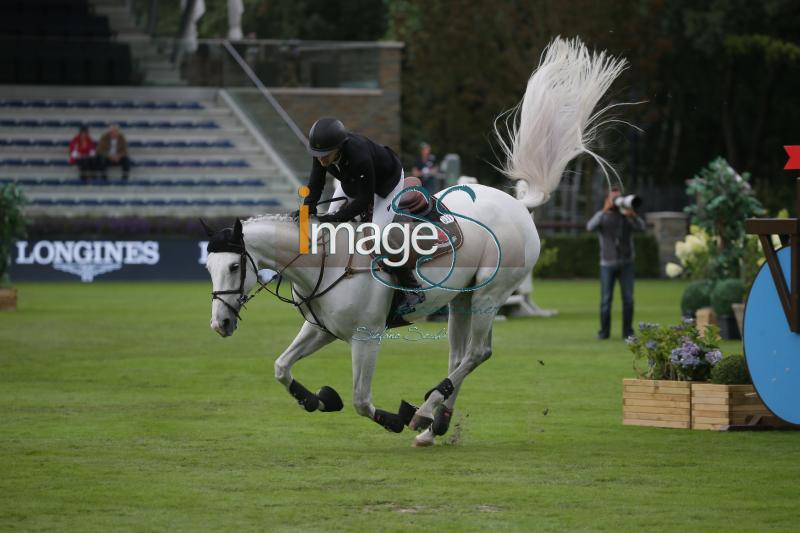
[307,117,347,157]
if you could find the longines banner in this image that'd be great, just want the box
[10,240,214,282]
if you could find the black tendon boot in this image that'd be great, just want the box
[388,263,426,314]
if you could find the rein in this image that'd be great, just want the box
[210,210,374,338]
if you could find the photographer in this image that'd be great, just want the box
[586,187,646,340]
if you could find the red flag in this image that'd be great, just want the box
[785,146,800,170]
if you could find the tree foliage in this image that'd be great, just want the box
[390,0,800,210]
[0,184,28,287]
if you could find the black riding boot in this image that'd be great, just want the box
[387,263,425,314]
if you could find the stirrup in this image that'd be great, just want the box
[397,290,425,315]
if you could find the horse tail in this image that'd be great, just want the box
[494,36,629,208]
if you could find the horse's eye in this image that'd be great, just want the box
[229,263,240,273]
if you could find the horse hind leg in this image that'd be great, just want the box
[413,291,472,447]
[410,287,500,432]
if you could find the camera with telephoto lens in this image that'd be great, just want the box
[613,194,642,211]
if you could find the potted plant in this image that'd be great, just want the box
[623,320,723,429]
[684,157,765,281]
[0,183,28,311]
[710,278,745,339]
[665,226,717,332]
[692,355,796,430]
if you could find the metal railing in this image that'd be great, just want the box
[222,40,307,147]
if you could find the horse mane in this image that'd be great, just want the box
[243,213,296,225]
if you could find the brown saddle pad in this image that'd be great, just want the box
[371,193,464,267]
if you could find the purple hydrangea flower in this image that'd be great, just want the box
[638,322,659,331]
[705,350,723,365]
[645,340,658,350]
[625,335,639,345]
[670,341,703,367]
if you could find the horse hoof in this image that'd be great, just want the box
[317,386,343,412]
[409,414,433,431]
[412,437,434,448]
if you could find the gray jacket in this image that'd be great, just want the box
[586,209,647,266]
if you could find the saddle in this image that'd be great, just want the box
[374,176,464,268]
[379,177,465,328]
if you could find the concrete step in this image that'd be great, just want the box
[0,126,248,137]
[93,5,140,33]
[0,112,235,124]
[0,107,231,117]
[0,132,259,146]
[0,152,269,162]
[5,167,279,178]
[0,146,262,157]
[23,203,294,218]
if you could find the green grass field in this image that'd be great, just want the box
[2,279,798,531]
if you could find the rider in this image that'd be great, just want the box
[298,117,425,311]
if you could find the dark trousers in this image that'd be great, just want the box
[599,262,635,338]
[98,155,131,179]
[75,157,96,181]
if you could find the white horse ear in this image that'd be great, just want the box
[233,219,243,242]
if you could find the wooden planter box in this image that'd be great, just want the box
[624,380,797,431]
[692,383,793,430]
[623,379,692,429]
[0,287,17,311]
[694,307,717,336]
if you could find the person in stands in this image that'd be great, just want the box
[68,125,96,182]
[411,142,439,193]
[96,124,131,181]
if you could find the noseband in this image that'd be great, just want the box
[210,244,261,320]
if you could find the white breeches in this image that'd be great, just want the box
[328,170,405,230]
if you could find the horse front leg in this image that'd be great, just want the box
[351,336,409,433]
[274,321,341,412]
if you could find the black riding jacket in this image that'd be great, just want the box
[304,132,402,222]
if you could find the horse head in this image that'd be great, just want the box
[203,218,258,337]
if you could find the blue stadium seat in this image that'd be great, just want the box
[0,118,218,129]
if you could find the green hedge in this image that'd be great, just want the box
[535,233,660,278]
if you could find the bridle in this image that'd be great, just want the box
[210,242,263,321]
[208,213,372,337]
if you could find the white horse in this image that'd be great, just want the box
[205,37,627,446]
